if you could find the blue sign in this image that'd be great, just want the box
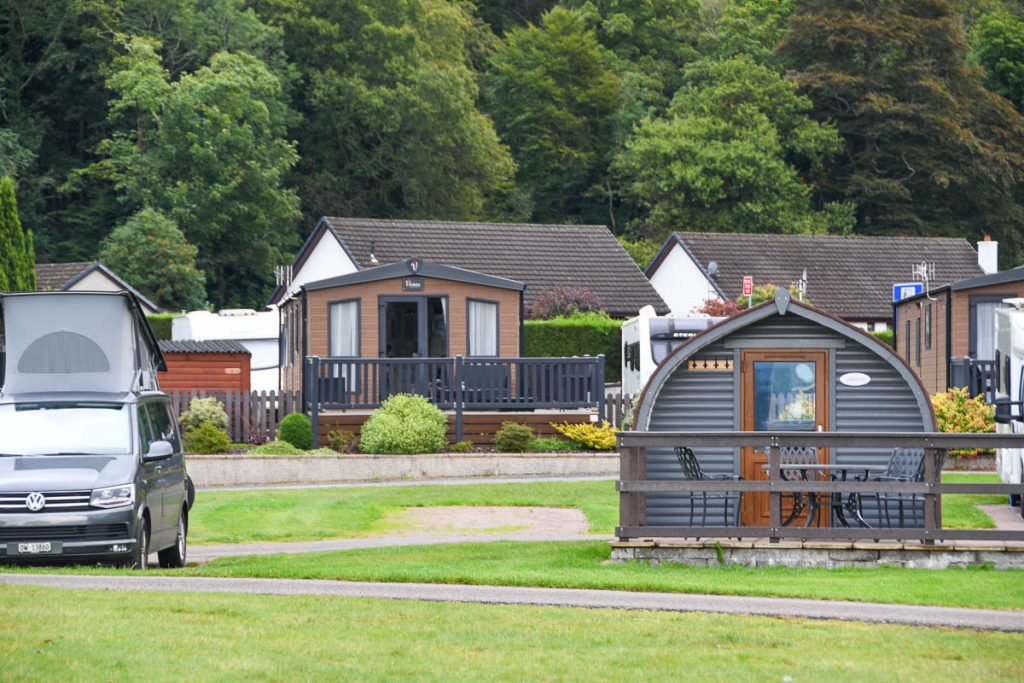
[893,282,924,302]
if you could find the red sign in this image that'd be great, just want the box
[742,276,753,296]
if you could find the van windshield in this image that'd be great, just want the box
[0,402,132,456]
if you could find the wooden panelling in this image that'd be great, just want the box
[950,283,1024,357]
[304,276,521,360]
[318,411,594,445]
[159,353,251,392]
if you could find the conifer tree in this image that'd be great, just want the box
[0,177,35,292]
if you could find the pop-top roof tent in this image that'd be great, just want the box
[0,292,165,397]
[631,289,936,528]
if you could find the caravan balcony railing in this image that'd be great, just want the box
[950,357,997,403]
[617,431,1024,544]
[303,355,606,443]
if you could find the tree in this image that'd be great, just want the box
[486,7,621,223]
[615,55,853,238]
[100,208,206,311]
[0,176,35,292]
[779,0,1024,265]
[973,10,1024,111]
[257,0,516,224]
[89,38,300,307]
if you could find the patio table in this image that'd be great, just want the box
[763,463,888,527]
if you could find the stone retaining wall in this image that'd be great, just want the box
[187,453,618,487]
[611,539,1024,570]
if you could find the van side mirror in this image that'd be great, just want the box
[995,398,1015,425]
[144,439,174,460]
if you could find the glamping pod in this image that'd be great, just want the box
[0,291,165,396]
[631,289,936,528]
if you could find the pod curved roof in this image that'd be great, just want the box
[633,289,936,431]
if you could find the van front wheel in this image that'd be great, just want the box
[158,510,187,568]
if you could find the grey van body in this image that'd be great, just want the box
[0,292,189,567]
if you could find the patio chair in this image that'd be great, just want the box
[856,448,936,528]
[674,447,743,527]
[778,446,824,528]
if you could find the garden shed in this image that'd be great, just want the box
[630,289,936,529]
[157,340,251,393]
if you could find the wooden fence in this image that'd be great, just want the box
[170,389,301,443]
[171,388,633,443]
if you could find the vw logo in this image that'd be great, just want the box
[25,492,46,512]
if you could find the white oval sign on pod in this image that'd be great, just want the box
[839,372,871,387]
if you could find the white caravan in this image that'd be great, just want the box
[994,299,1024,513]
[621,306,724,396]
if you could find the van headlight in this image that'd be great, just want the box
[90,484,135,508]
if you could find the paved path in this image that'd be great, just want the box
[2,573,1021,632]
[189,533,611,563]
[980,504,1024,531]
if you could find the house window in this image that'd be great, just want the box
[468,299,498,356]
[915,317,921,367]
[329,300,360,356]
[925,305,932,350]
[905,320,911,361]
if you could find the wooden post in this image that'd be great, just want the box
[923,447,940,545]
[767,441,781,544]
[454,355,464,443]
[618,445,646,540]
[596,355,606,422]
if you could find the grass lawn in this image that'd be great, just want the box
[189,480,618,543]
[2,584,1020,681]
[189,474,999,543]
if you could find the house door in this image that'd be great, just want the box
[379,297,449,398]
[740,350,829,527]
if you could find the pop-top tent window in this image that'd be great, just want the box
[1,292,163,395]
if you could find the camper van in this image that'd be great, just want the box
[0,292,190,568]
[995,299,1024,515]
[621,306,724,396]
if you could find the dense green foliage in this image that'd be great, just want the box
[145,313,177,341]
[248,439,305,455]
[100,209,206,310]
[493,421,535,452]
[359,394,448,454]
[182,419,232,454]
[523,312,621,382]
[278,412,313,451]
[4,0,1024,307]
[0,177,35,291]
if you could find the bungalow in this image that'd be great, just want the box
[35,261,163,315]
[269,217,668,318]
[645,232,993,330]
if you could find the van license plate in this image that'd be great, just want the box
[11,542,60,555]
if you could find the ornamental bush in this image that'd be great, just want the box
[529,285,604,319]
[551,420,618,451]
[179,397,228,434]
[183,420,231,454]
[248,439,304,455]
[327,430,358,453]
[493,422,534,452]
[932,387,995,459]
[278,412,313,450]
[359,394,447,454]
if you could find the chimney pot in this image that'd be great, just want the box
[978,238,999,275]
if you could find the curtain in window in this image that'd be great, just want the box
[329,301,359,356]
[975,302,1006,360]
[468,301,498,356]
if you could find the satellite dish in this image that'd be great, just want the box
[707,261,719,277]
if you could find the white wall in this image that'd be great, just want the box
[69,270,161,314]
[286,230,357,298]
[649,243,720,316]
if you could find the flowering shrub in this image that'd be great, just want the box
[694,298,740,317]
[551,420,618,451]
[529,285,604,319]
[931,387,995,458]
[359,394,447,454]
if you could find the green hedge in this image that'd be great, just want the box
[146,313,178,340]
[872,329,894,348]
[523,312,621,383]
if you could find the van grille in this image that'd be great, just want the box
[0,524,129,543]
[0,490,92,512]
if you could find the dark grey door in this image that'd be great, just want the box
[147,400,186,543]
[137,405,167,547]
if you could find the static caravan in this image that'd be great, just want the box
[621,306,723,396]
[631,290,935,528]
[994,300,1024,513]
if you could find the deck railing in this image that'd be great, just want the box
[304,355,606,443]
[617,431,1024,544]
[950,357,997,403]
